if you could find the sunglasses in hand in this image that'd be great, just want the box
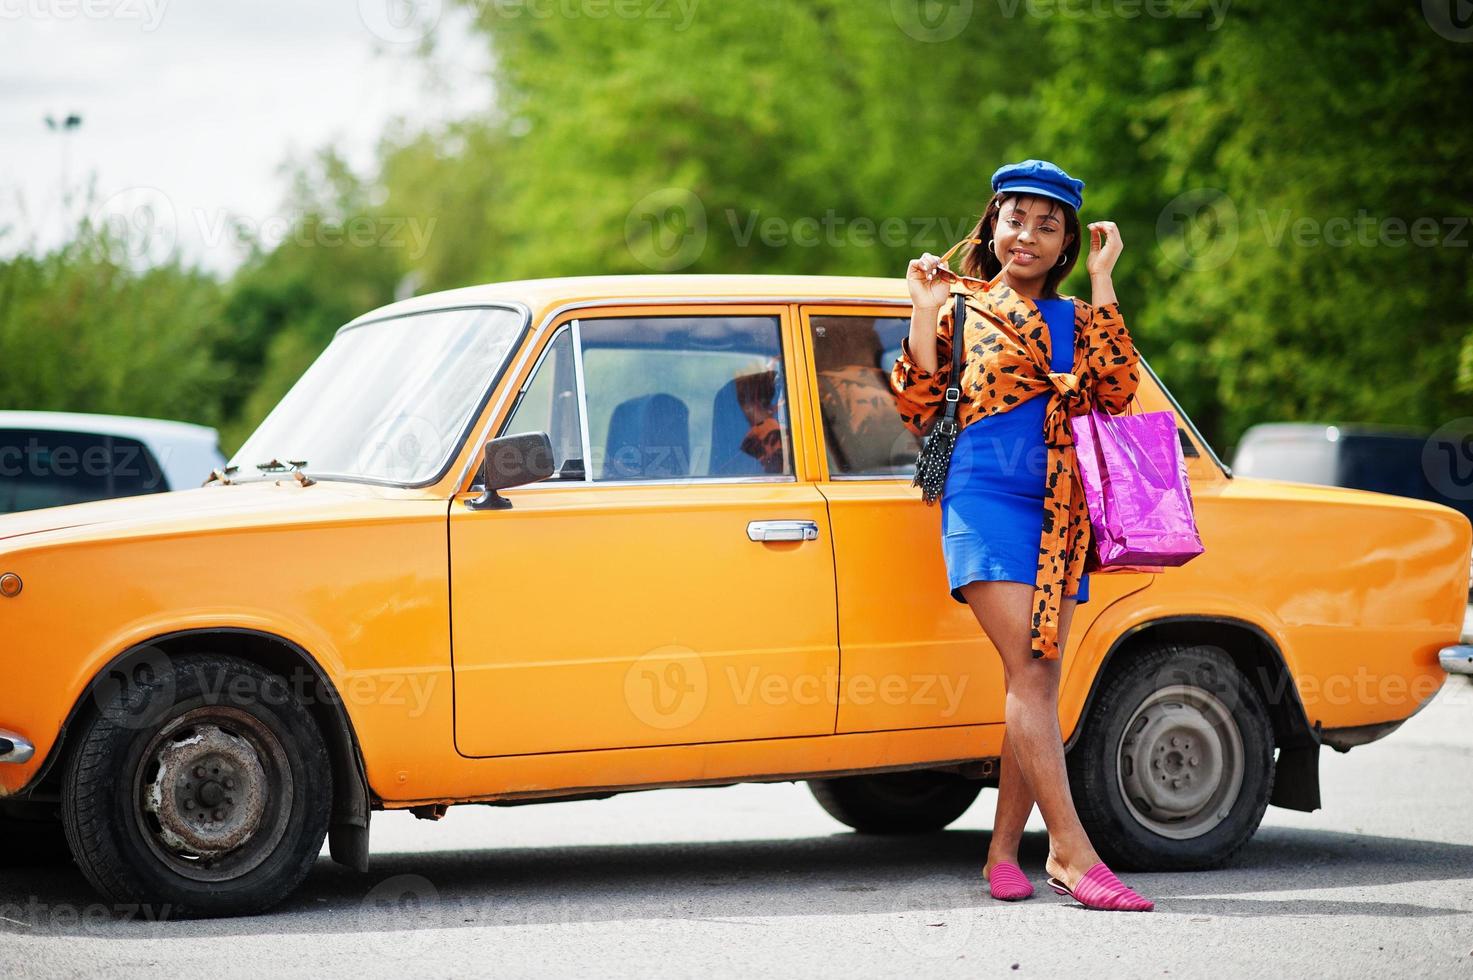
[919,236,1015,292]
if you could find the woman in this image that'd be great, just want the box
[891,159,1154,912]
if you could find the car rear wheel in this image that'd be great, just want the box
[1068,642,1275,870]
[808,770,983,833]
[0,804,72,867]
[61,654,332,917]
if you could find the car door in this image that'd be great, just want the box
[449,304,841,757]
[797,303,1163,734]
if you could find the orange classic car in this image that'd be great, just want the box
[2,275,1469,917]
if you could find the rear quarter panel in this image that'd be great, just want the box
[1110,475,1467,730]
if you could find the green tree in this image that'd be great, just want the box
[1032,1,1473,452]
[422,0,1046,282]
[215,147,406,451]
[0,216,230,427]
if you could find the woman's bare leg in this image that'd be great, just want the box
[977,591,1078,876]
[961,580,1099,888]
[981,730,1032,875]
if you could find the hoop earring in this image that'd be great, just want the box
[1056,253,1068,267]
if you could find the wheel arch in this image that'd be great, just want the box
[19,628,373,866]
[1065,615,1322,812]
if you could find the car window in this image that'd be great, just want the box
[0,428,167,514]
[499,327,585,480]
[808,313,922,477]
[1230,432,1337,485]
[232,306,523,486]
[577,315,793,481]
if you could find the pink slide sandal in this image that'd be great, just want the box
[1046,861,1154,911]
[986,861,1035,901]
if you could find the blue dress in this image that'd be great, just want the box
[941,296,1090,605]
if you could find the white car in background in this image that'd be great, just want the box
[0,411,226,515]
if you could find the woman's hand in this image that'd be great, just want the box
[1084,221,1122,280]
[906,252,954,310]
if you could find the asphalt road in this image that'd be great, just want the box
[4,677,1472,979]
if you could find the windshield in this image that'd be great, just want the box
[231,306,524,485]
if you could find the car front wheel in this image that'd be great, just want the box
[62,653,332,918]
[1068,642,1275,871]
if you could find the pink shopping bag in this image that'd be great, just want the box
[1071,400,1205,574]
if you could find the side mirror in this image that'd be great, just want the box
[466,432,555,510]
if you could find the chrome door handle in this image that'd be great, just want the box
[747,519,819,542]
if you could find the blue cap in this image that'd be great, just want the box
[990,159,1085,211]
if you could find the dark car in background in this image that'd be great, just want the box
[0,411,226,515]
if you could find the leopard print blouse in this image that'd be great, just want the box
[889,283,1141,661]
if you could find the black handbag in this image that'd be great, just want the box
[910,291,968,505]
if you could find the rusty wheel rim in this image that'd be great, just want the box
[133,705,294,882]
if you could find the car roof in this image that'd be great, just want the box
[0,410,219,443]
[342,274,914,330]
[1238,421,1434,440]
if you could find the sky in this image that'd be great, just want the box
[1,0,493,276]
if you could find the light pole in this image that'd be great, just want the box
[45,113,83,235]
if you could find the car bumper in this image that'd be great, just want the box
[0,729,35,764]
[1440,643,1473,676]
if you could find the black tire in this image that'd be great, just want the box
[1067,642,1274,871]
[808,770,983,834]
[0,804,72,867]
[61,653,332,918]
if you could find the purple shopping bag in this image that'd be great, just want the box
[1071,401,1205,574]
